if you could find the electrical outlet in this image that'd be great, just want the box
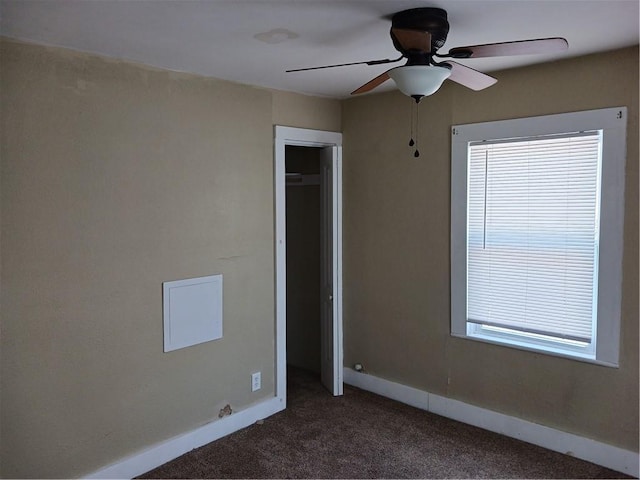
[251,372,261,392]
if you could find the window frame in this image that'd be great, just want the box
[451,107,627,367]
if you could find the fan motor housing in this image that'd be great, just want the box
[391,8,450,53]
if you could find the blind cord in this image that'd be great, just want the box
[483,149,488,249]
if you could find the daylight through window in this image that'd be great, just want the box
[451,108,626,366]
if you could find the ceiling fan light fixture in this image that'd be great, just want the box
[388,65,451,101]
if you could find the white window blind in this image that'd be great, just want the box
[466,131,602,343]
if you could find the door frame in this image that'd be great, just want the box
[274,126,343,404]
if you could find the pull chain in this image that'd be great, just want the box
[409,99,415,147]
[414,103,420,157]
[408,98,421,157]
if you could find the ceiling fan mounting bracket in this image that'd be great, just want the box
[391,8,450,53]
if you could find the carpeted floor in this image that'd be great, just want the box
[139,368,630,479]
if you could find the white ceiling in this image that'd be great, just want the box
[1,0,638,99]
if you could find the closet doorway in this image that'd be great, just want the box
[285,146,322,379]
[274,126,343,401]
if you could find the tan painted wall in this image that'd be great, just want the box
[0,39,341,478]
[271,90,341,132]
[342,46,639,451]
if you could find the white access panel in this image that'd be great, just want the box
[163,274,223,352]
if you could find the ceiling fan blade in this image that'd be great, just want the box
[446,37,568,59]
[351,70,392,95]
[391,28,431,53]
[444,61,497,91]
[286,56,402,73]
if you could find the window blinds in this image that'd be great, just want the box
[467,131,601,343]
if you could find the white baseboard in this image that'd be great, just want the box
[84,395,285,479]
[344,368,639,477]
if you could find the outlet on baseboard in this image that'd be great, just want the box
[251,372,261,392]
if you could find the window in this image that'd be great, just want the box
[451,107,627,366]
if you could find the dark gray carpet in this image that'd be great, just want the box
[139,368,630,479]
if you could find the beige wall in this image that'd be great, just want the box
[272,90,341,133]
[342,46,639,451]
[0,39,341,478]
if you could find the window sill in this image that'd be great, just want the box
[450,331,619,368]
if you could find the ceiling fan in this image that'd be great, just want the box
[287,8,568,102]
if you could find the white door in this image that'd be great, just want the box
[320,146,342,396]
